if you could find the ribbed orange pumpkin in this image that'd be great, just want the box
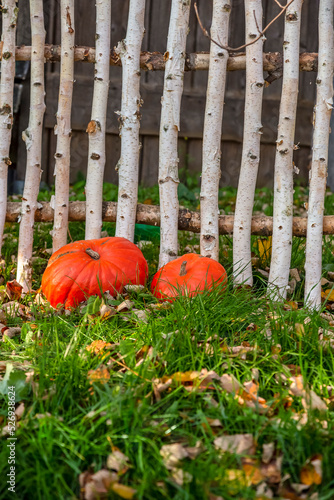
[42,237,148,309]
[151,253,227,301]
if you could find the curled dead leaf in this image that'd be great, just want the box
[87,366,110,385]
[214,433,255,455]
[300,455,322,486]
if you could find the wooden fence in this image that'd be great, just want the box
[1,0,333,311]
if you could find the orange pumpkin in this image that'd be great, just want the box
[151,253,227,301]
[42,237,148,309]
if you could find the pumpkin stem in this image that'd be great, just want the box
[179,261,187,276]
[85,248,100,260]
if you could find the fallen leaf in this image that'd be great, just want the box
[160,443,189,469]
[6,279,23,300]
[111,483,136,499]
[87,366,110,385]
[300,455,322,486]
[117,300,134,313]
[86,340,113,356]
[79,469,118,500]
[214,433,255,455]
[107,449,130,474]
[322,289,334,302]
[262,442,275,464]
[99,304,116,320]
[171,468,193,486]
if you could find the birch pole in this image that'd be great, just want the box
[268,0,303,300]
[0,0,17,255]
[52,0,75,252]
[200,0,231,260]
[115,0,145,242]
[158,0,191,269]
[85,0,111,240]
[16,0,46,292]
[305,0,334,309]
[233,0,264,286]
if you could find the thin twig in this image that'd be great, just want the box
[194,0,296,53]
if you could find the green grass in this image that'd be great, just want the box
[1,182,334,499]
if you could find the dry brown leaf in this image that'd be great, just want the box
[86,340,114,356]
[0,309,6,323]
[295,323,305,336]
[107,449,130,474]
[214,433,255,455]
[15,402,25,420]
[184,441,204,459]
[160,443,189,469]
[99,304,116,320]
[300,455,322,486]
[262,442,275,464]
[152,378,172,401]
[132,309,149,323]
[242,461,264,485]
[79,469,118,500]
[322,289,334,302]
[117,300,134,313]
[171,468,193,486]
[6,279,23,300]
[220,373,242,393]
[87,366,110,385]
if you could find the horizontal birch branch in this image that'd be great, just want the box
[5,201,334,237]
[0,44,318,72]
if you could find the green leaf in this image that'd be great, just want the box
[0,363,31,402]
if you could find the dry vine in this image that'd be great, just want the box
[194,0,296,53]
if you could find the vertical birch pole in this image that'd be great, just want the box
[305,0,334,309]
[200,0,231,260]
[158,0,191,269]
[16,0,46,292]
[0,0,18,254]
[115,0,145,242]
[233,0,264,285]
[268,0,303,300]
[52,0,75,252]
[85,0,111,240]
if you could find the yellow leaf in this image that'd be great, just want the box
[86,340,113,355]
[242,463,264,485]
[286,301,298,311]
[300,455,322,486]
[257,237,272,260]
[322,289,334,302]
[87,366,110,385]
[111,483,137,499]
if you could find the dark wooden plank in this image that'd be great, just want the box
[105,134,121,185]
[192,0,211,89]
[140,136,159,187]
[44,72,314,146]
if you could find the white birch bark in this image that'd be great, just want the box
[52,0,75,252]
[268,0,303,300]
[0,0,17,255]
[233,0,264,285]
[158,0,191,269]
[305,0,334,309]
[16,0,46,292]
[115,0,145,242]
[85,0,111,240]
[200,0,231,260]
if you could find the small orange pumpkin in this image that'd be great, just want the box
[42,237,148,309]
[151,253,227,301]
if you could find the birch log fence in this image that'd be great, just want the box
[1,0,334,310]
